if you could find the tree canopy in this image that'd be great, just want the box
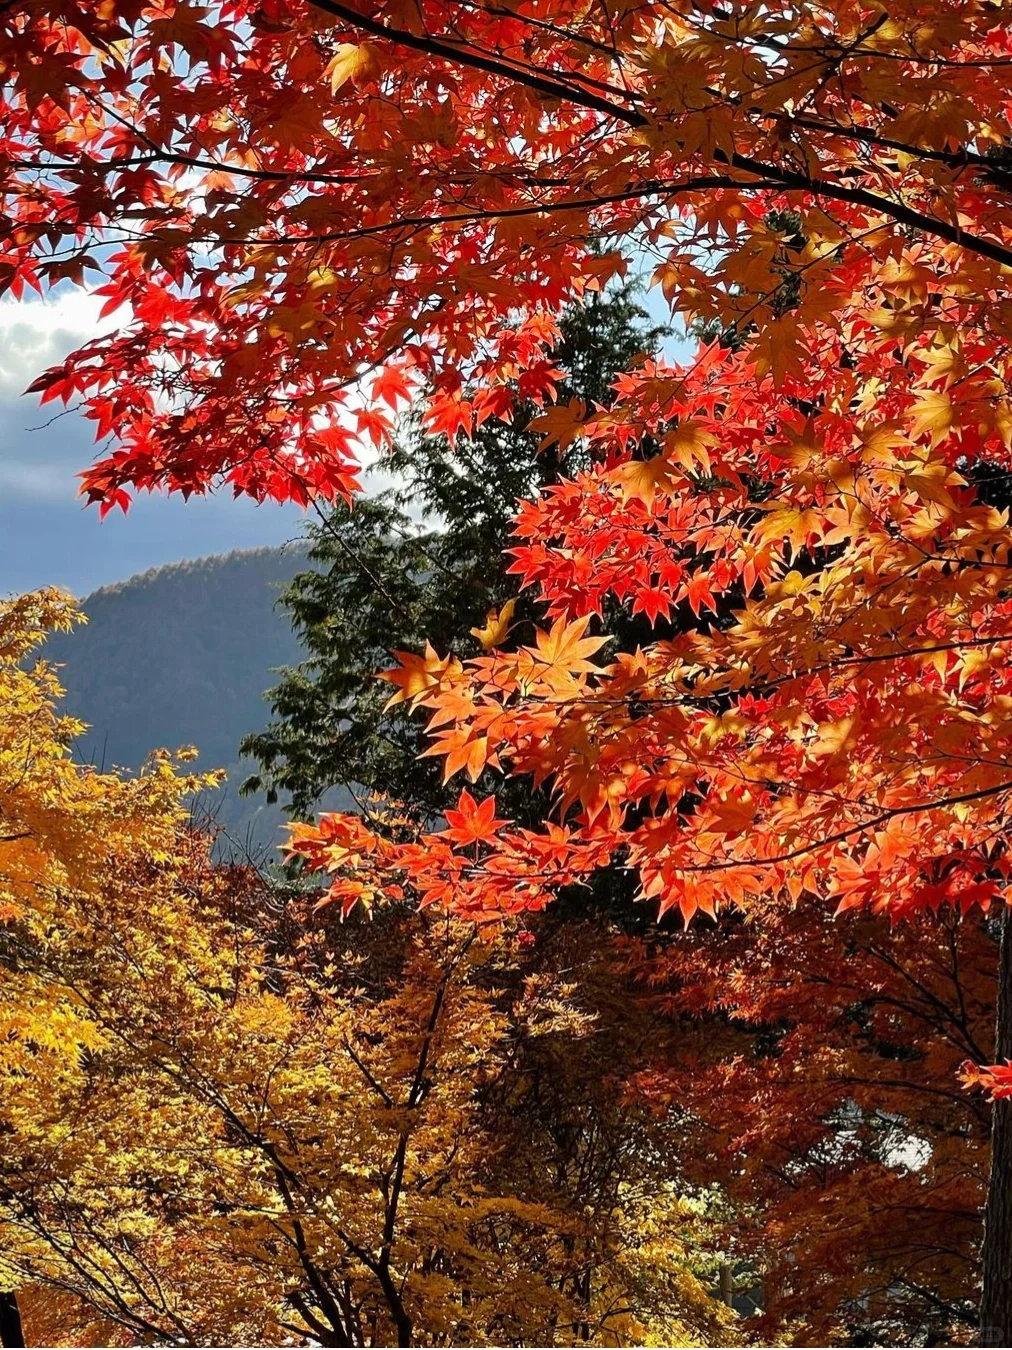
[6,0,1012,1340]
[6,0,1012,928]
[0,594,735,1348]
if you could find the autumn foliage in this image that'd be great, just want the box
[0,597,738,1346]
[626,901,996,1343]
[6,0,1012,1341]
[4,0,1008,925]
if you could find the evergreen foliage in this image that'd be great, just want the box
[241,284,661,822]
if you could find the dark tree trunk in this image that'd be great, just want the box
[0,1291,24,1348]
[374,1264,411,1348]
[981,906,1012,1346]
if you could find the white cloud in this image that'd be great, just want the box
[0,458,79,500]
[0,289,133,502]
[0,289,127,396]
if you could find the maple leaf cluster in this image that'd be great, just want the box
[294,301,1012,936]
[4,0,1000,930]
[8,0,1012,1335]
[2,0,1010,513]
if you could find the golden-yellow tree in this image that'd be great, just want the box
[0,593,732,1347]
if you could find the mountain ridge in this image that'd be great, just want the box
[43,543,323,853]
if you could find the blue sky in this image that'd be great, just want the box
[0,290,308,598]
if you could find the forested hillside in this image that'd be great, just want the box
[44,547,323,853]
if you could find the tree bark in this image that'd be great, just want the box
[719,1261,734,1309]
[0,1292,24,1348]
[981,906,1012,1346]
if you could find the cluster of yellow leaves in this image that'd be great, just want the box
[0,590,219,1064]
[0,594,734,1347]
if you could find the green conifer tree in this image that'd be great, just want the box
[241,283,661,823]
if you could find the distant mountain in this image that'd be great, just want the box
[44,546,338,857]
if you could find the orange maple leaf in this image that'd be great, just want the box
[518,615,607,695]
[441,790,509,846]
[380,643,461,708]
[470,598,517,650]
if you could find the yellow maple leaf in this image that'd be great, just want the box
[470,598,517,650]
[325,42,374,93]
[663,420,716,474]
[615,455,674,507]
[909,390,953,446]
[526,398,587,453]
